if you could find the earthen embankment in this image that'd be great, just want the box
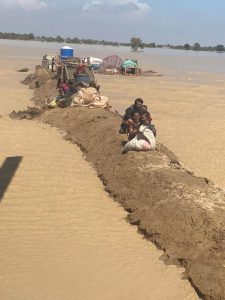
[25,70,225,300]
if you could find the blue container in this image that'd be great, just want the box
[75,73,90,84]
[91,63,102,71]
[60,46,74,59]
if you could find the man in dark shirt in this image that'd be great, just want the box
[119,98,150,134]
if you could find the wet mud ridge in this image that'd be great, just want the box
[22,71,225,300]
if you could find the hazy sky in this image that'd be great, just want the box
[0,0,225,45]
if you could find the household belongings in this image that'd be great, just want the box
[84,56,103,71]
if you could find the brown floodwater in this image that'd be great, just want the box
[0,118,199,300]
[0,54,200,299]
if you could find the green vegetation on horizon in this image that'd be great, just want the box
[0,32,225,53]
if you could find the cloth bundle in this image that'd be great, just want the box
[123,125,156,153]
[73,87,109,109]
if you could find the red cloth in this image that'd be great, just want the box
[60,83,70,93]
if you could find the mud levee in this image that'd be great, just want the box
[24,70,225,300]
[40,106,225,300]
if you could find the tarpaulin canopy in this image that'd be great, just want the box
[121,59,138,68]
[102,55,123,70]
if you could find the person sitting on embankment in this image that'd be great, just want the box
[122,111,156,153]
[127,111,141,140]
[119,98,150,134]
[59,81,70,95]
[48,80,79,108]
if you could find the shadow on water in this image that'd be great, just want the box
[0,156,22,201]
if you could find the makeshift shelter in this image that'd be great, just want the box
[121,59,139,75]
[101,55,123,70]
[84,57,103,71]
[121,59,138,68]
[60,58,95,84]
[54,56,96,87]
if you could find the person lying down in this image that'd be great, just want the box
[122,111,156,153]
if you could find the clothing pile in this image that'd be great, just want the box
[73,87,109,109]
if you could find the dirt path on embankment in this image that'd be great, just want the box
[0,58,202,299]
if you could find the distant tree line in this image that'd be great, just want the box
[166,42,225,52]
[0,31,121,46]
[130,37,225,52]
[0,32,35,41]
[0,31,225,52]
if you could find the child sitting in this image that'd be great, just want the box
[127,112,141,140]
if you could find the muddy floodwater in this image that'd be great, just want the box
[0,45,200,299]
[0,117,199,300]
[0,121,199,300]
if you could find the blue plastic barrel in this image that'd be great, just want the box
[60,46,74,59]
[75,73,90,84]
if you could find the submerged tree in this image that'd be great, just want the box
[184,43,190,50]
[130,37,144,51]
[55,35,64,43]
[215,44,225,52]
[193,42,201,51]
